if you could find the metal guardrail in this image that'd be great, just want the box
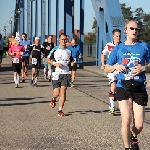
[83,44,96,57]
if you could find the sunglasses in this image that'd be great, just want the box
[129,27,139,31]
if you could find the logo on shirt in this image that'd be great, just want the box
[122,52,141,80]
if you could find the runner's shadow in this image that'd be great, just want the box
[38,85,50,87]
[145,107,150,112]
[0,100,49,106]
[0,97,44,101]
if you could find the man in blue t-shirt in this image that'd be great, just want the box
[105,21,150,150]
[68,38,82,87]
[20,33,32,82]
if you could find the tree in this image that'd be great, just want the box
[92,17,97,33]
[120,3,133,21]
[84,17,97,44]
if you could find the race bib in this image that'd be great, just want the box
[32,58,37,65]
[13,58,19,63]
[51,72,59,80]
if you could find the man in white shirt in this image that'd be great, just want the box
[46,33,74,117]
[101,29,121,115]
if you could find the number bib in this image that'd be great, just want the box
[51,72,59,80]
[32,58,37,65]
[13,58,19,63]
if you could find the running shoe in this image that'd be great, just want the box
[50,98,56,108]
[15,84,18,88]
[24,72,28,78]
[109,107,115,115]
[30,80,34,85]
[22,77,25,82]
[58,110,65,116]
[33,83,37,87]
[130,132,139,149]
[71,83,75,87]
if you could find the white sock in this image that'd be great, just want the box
[44,68,46,74]
[16,75,20,84]
[14,76,17,84]
[48,70,51,79]
[109,98,114,108]
[59,107,62,111]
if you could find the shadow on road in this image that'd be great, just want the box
[0,100,49,106]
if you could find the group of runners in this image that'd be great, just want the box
[0,20,150,150]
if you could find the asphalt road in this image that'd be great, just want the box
[0,57,150,150]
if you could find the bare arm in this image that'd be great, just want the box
[145,64,150,72]
[104,64,115,73]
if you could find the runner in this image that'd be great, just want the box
[20,33,32,82]
[46,33,74,116]
[30,37,44,87]
[104,20,150,150]
[68,38,82,87]
[3,36,9,57]
[0,34,4,67]
[9,37,24,88]
[42,35,54,81]
[66,35,71,46]
[101,29,121,115]
[10,35,15,46]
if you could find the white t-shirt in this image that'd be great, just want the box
[102,42,116,58]
[47,46,73,74]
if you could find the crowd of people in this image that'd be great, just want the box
[0,20,150,150]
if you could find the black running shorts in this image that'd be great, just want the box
[12,62,22,74]
[22,56,29,65]
[69,64,77,71]
[115,87,148,106]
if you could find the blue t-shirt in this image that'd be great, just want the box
[20,40,32,56]
[106,41,150,88]
[67,45,81,63]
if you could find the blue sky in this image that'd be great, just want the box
[0,0,149,36]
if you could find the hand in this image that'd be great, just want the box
[24,45,27,49]
[30,55,32,59]
[101,65,105,70]
[114,64,126,72]
[46,46,50,50]
[79,54,82,58]
[71,62,74,66]
[41,55,44,59]
[20,52,23,55]
[54,63,62,68]
[131,64,145,75]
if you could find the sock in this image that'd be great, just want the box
[48,70,51,79]
[109,91,115,108]
[44,68,46,75]
[59,107,62,111]
[14,76,17,84]
[16,75,20,84]
[32,77,34,80]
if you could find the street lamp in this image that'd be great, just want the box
[4,28,6,36]
[9,20,13,36]
[17,9,21,32]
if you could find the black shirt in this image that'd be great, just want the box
[30,44,44,60]
[43,42,54,57]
